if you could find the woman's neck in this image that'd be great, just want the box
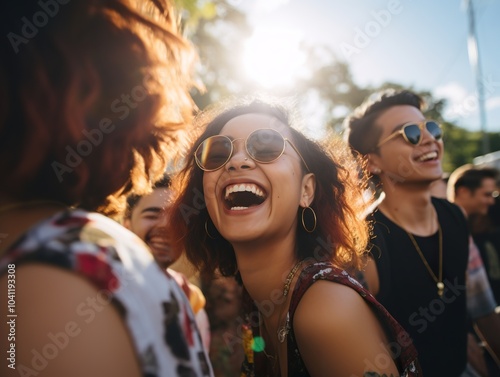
[234,235,301,377]
[233,235,298,316]
[0,200,68,255]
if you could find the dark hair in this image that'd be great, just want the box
[125,173,172,219]
[169,98,372,277]
[344,89,424,155]
[1,0,196,217]
[449,165,499,198]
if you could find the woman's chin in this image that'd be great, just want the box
[221,227,264,244]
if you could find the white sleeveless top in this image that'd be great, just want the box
[0,209,213,376]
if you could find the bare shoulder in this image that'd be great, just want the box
[293,280,399,377]
[1,264,141,377]
[294,279,373,330]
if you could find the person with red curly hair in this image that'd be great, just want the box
[0,1,212,376]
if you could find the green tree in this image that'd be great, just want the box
[177,0,252,110]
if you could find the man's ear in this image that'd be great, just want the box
[455,186,472,200]
[300,173,316,207]
[123,218,131,230]
[366,153,382,175]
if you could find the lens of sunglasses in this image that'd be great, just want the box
[403,121,442,145]
[246,129,286,162]
[195,129,288,171]
[425,121,442,140]
[403,124,422,145]
[196,136,232,170]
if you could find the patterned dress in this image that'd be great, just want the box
[241,262,421,377]
[0,209,213,377]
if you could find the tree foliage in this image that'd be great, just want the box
[176,0,252,109]
[177,0,498,173]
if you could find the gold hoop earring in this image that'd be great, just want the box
[301,206,317,233]
[205,219,218,239]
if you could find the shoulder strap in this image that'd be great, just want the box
[288,262,421,376]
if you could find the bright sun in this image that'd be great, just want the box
[243,27,307,88]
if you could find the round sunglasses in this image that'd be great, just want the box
[194,128,310,172]
[377,120,443,148]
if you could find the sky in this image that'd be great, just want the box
[233,0,500,134]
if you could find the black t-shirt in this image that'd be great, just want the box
[369,197,469,376]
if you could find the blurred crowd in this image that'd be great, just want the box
[2,1,500,377]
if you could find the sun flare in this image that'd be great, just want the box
[243,27,307,88]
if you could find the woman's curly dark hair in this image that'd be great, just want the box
[168,98,373,278]
[1,0,197,217]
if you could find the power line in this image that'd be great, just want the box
[431,5,487,89]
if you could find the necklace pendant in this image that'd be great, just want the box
[437,281,444,297]
[277,326,288,343]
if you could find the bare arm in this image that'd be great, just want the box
[364,257,380,296]
[1,264,141,377]
[294,280,399,377]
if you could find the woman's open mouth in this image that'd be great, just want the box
[223,183,267,211]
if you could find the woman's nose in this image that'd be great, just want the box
[225,142,254,171]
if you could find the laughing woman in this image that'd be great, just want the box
[169,99,421,377]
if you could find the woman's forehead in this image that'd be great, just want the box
[219,113,290,137]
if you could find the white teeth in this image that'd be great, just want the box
[225,183,265,199]
[149,237,167,245]
[231,206,249,211]
[417,151,437,162]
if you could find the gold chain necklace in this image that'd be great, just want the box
[277,260,303,343]
[405,225,444,297]
[257,312,278,364]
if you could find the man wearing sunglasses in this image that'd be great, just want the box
[345,89,469,376]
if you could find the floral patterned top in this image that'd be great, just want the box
[241,262,421,377]
[0,209,213,377]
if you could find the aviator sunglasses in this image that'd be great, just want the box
[377,120,443,148]
[194,128,310,172]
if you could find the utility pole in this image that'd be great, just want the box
[466,0,489,154]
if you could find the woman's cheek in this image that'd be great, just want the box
[202,173,220,216]
[202,174,217,202]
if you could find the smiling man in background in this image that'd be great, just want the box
[345,88,500,376]
[124,174,211,350]
[448,165,499,218]
[448,165,500,376]
[345,89,469,376]
[124,175,179,267]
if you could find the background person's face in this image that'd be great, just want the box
[125,188,180,268]
[463,178,497,216]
